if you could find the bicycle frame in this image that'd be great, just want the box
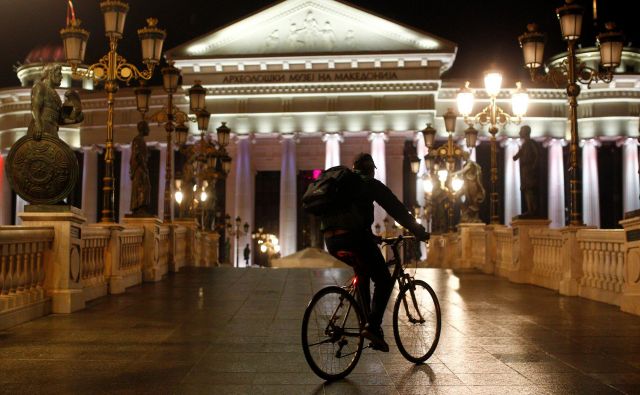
[340,235,426,327]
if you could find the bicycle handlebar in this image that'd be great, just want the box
[377,234,416,246]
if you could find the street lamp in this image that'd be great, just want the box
[456,72,529,224]
[421,109,474,232]
[179,81,232,226]
[518,1,624,226]
[227,215,250,267]
[134,62,191,223]
[60,2,165,223]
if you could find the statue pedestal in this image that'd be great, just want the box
[123,216,163,282]
[619,216,640,314]
[459,223,487,270]
[510,218,551,284]
[19,206,86,314]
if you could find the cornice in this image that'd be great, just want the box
[205,81,439,96]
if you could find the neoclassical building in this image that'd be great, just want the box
[1,0,639,266]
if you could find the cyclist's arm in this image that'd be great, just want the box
[370,179,428,239]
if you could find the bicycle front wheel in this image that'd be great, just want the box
[393,279,441,363]
[301,286,364,381]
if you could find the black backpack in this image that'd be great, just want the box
[302,166,363,216]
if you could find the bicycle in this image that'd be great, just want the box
[301,235,442,381]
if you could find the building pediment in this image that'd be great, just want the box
[167,0,456,59]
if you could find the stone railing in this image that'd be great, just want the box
[529,228,564,291]
[494,226,517,278]
[80,226,111,302]
[0,226,54,329]
[577,229,625,306]
[155,224,170,278]
[109,226,144,294]
[194,231,220,267]
[437,217,640,316]
[170,225,187,272]
[470,227,487,269]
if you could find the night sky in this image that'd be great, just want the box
[0,0,637,88]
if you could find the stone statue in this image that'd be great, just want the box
[130,120,151,215]
[6,63,83,205]
[28,63,84,139]
[513,125,542,218]
[455,160,486,223]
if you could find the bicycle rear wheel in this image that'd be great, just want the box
[392,279,441,363]
[301,286,364,381]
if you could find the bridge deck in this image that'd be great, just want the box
[1,267,639,394]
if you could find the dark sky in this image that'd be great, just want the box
[0,0,637,88]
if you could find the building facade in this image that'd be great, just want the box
[1,0,639,266]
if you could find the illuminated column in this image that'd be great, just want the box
[545,139,566,228]
[234,135,253,267]
[621,138,640,213]
[0,153,12,225]
[15,195,27,225]
[369,132,388,231]
[81,146,99,223]
[279,134,297,257]
[415,133,427,208]
[323,132,343,169]
[581,139,601,228]
[157,143,167,220]
[502,138,522,224]
[118,144,132,222]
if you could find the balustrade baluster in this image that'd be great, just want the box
[0,255,6,297]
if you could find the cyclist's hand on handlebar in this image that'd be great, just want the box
[414,226,430,242]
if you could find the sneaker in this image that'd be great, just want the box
[361,324,389,352]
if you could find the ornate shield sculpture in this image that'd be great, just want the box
[6,134,79,205]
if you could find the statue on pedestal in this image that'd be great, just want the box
[129,120,151,216]
[6,63,84,205]
[455,160,486,223]
[513,125,543,218]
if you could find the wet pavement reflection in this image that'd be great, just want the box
[0,267,639,394]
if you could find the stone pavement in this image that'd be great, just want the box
[1,267,640,394]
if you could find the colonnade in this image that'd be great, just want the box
[1,135,640,263]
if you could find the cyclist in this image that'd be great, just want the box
[322,153,430,352]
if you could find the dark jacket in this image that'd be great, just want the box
[322,172,426,238]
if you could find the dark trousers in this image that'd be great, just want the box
[325,232,393,328]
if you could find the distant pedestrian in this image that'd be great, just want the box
[243,243,251,266]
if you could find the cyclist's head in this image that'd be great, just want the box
[353,153,376,177]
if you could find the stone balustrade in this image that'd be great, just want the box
[0,210,193,328]
[577,229,625,305]
[494,226,517,278]
[529,228,564,290]
[81,226,111,302]
[429,217,640,316]
[109,226,145,294]
[170,225,187,272]
[0,226,54,329]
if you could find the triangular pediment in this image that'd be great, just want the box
[167,0,456,58]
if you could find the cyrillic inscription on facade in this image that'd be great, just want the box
[221,70,399,84]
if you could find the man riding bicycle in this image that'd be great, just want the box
[322,153,430,352]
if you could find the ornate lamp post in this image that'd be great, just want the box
[134,63,190,222]
[421,109,474,232]
[60,1,165,223]
[227,215,250,267]
[456,72,529,224]
[518,0,624,226]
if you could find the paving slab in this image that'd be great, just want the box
[0,267,637,394]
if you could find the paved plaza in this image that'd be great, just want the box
[1,267,640,394]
